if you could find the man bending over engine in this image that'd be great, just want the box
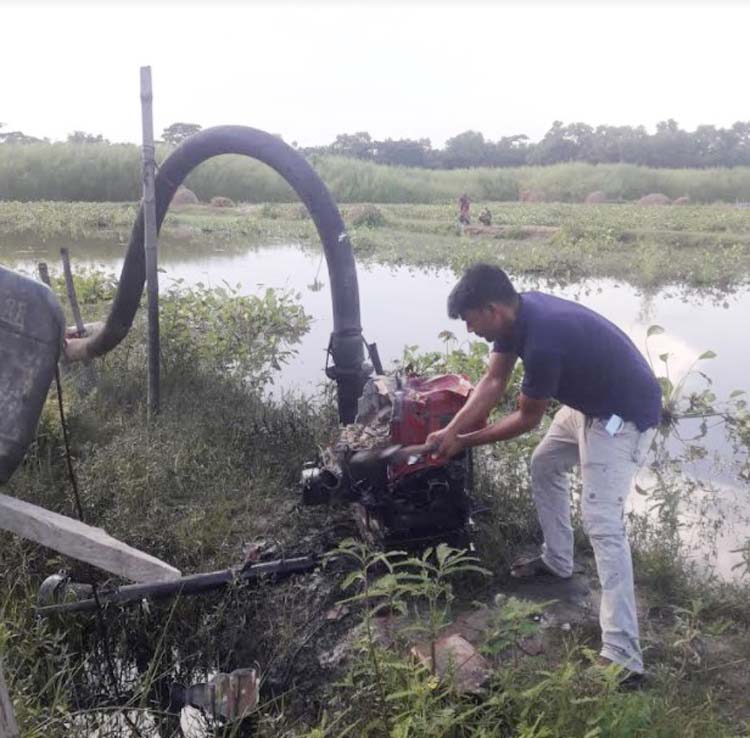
[427,263,661,681]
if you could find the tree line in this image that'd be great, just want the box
[306,120,750,169]
[0,122,202,146]
[3,119,750,169]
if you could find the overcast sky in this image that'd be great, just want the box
[2,1,748,147]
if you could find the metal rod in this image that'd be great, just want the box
[60,248,98,392]
[140,65,160,418]
[37,556,318,616]
[367,342,383,375]
[60,248,85,336]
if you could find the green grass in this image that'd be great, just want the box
[5,143,750,203]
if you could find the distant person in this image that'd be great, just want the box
[479,208,492,226]
[459,193,471,225]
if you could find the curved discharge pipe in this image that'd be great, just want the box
[66,126,367,422]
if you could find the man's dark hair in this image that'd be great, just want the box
[447,263,518,319]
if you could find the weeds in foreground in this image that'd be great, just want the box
[481,596,550,669]
[297,541,741,738]
[328,540,489,734]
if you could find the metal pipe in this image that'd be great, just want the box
[60,249,85,335]
[37,555,318,616]
[66,125,367,422]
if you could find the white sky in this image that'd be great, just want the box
[2,1,749,147]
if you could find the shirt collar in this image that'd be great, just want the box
[509,293,528,354]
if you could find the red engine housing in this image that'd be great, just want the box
[388,373,474,480]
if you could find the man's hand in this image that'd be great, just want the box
[424,351,517,459]
[437,433,467,459]
[426,426,466,459]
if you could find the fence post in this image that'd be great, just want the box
[140,65,160,418]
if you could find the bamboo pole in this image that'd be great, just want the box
[140,65,160,417]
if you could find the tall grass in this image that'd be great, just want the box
[4,143,750,203]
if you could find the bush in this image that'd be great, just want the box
[348,204,386,228]
[209,195,235,208]
[159,280,311,388]
[260,202,281,219]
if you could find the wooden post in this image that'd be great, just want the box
[0,493,181,583]
[0,663,19,738]
[140,65,160,418]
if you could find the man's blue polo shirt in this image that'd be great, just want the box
[493,292,662,431]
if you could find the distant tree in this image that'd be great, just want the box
[730,121,750,166]
[373,137,432,167]
[161,122,202,145]
[492,134,531,166]
[442,130,492,168]
[530,121,594,165]
[582,125,644,164]
[692,124,725,167]
[301,118,750,170]
[67,130,109,144]
[330,131,374,159]
[646,119,695,167]
[0,129,44,144]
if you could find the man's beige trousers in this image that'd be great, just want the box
[530,405,648,673]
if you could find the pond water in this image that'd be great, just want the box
[3,238,749,577]
[5,238,747,397]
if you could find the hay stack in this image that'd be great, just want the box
[171,186,199,207]
[584,191,608,204]
[638,193,671,206]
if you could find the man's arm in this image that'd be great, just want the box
[427,351,517,456]
[458,393,548,448]
[445,346,562,456]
